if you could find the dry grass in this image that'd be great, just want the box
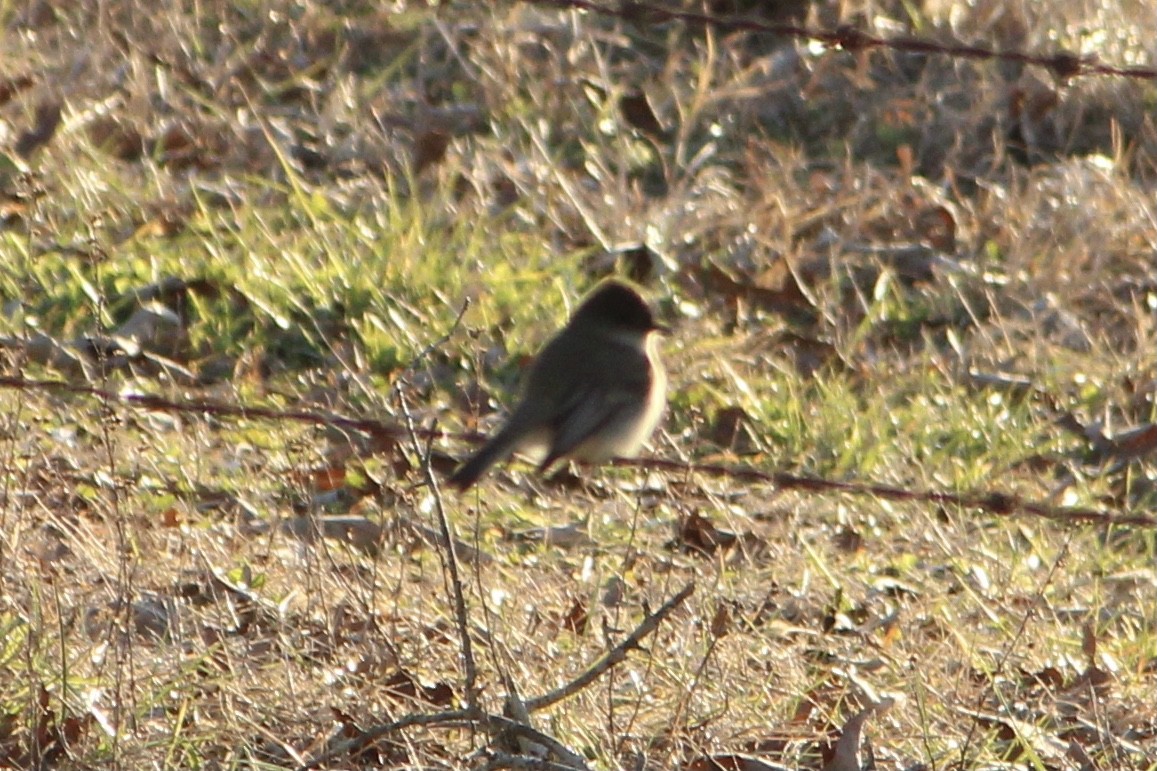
[0,1,1155,769]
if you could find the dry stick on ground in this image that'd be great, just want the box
[397,393,479,710]
[1,375,1150,529]
[391,301,480,708]
[299,583,695,770]
[524,582,696,712]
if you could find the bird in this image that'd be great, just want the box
[449,279,667,491]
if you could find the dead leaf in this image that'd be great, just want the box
[831,527,863,553]
[0,74,34,107]
[412,130,450,175]
[382,669,455,706]
[710,602,732,638]
[915,205,957,251]
[707,406,762,455]
[822,700,892,771]
[619,89,666,138]
[670,512,737,556]
[1081,622,1096,663]
[561,598,588,636]
[86,116,146,161]
[14,100,62,158]
[293,464,347,493]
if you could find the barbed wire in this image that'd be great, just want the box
[528,0,1157,82]
[2,375,1152,530]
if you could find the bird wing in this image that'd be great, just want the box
[539,383,645,470]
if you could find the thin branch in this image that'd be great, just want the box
[392,301,480,710]
[400,399,480,711]
[297,582,696,770]
[524,582,695,713]
[299,708,479,770]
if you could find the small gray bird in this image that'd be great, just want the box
[449,280,667,490]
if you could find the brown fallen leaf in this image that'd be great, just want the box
[822,699,893,771]
[915,204,957,251]
[669,512,738,555]
[0,74,34,106]
[412,130,450,175]
[86,116,146,161]
[707,406,763,455]
[292,463,347,493]
[697,258,817,323]
[382,668,456,706]
[619,89,667,139]
[710,602,732,638]
[561,597,588,636]
[14,100,62,158]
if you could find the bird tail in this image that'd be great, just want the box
[447,431,519,491]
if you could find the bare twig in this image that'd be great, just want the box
[392,300,481,711]
[300,709,593,771]
[298,582,695,770]
[524,582,695,713]
[482,716,590,771]
[400,399,480,710]
[300,708,479,770]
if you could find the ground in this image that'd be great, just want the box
[0,1,1155,769]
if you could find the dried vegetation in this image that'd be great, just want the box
[0,0,1155,769]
